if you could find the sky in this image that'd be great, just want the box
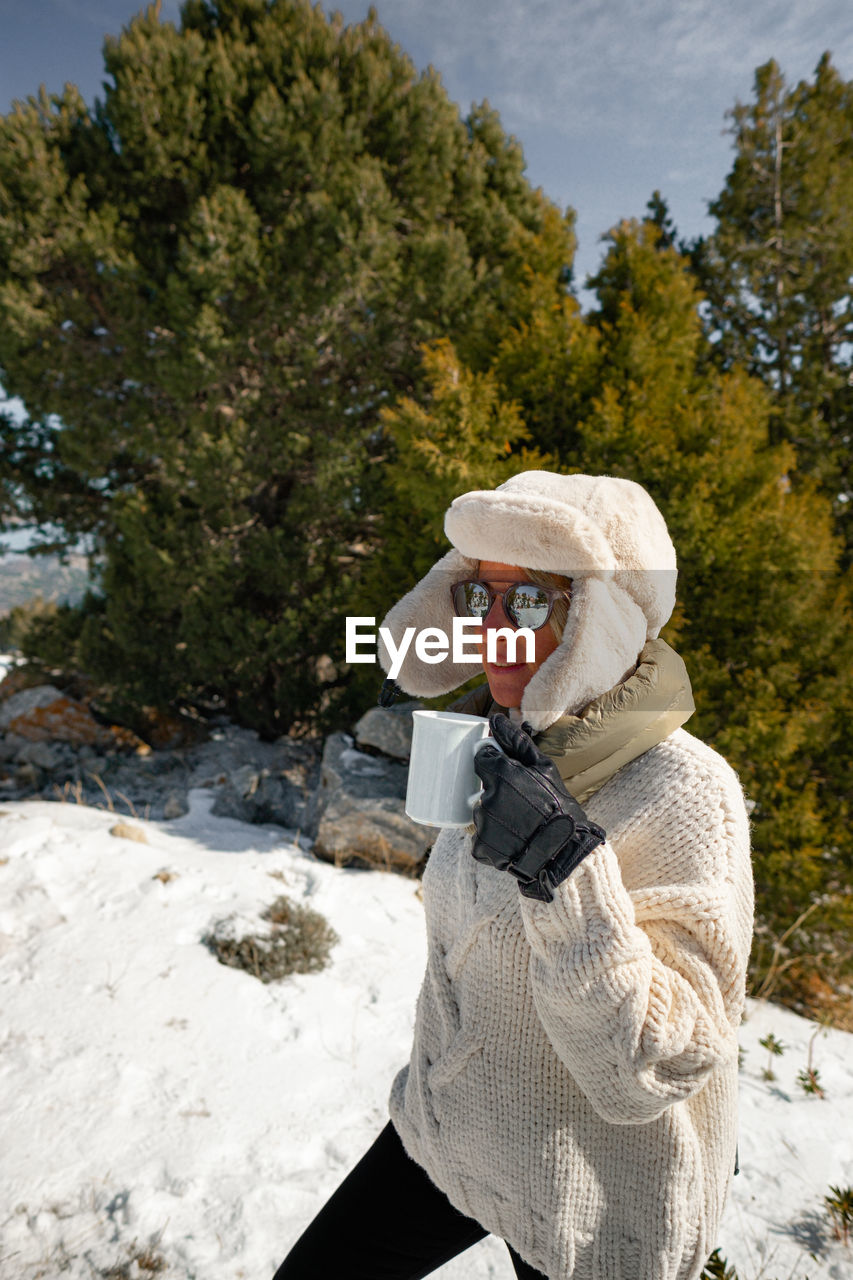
[2,0,853,288]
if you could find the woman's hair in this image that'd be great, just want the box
[523,567,573,640]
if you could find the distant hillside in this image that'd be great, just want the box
[0,551,95,613]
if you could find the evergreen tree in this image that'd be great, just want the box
[0,0,572,734]
[364,203,575,601]
[373,214,853,1001]
[693,55,853,560]
[645,189,678,251]
[490,217,852,1004]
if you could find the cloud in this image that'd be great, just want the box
[328,0,853,278]
[343,0,853,143]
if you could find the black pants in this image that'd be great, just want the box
[274,1121,548,1279]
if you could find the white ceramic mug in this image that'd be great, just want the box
[405,710,496,828]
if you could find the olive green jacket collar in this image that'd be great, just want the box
[451,638,695,804]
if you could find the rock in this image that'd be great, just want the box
[0,682,436,880]
[204,727,321,832]
[0,685,65,728]
[0,664,47,702]
[13,740,62,771]
[105,724,152,755]
[212,768,315,831]
[231,764,262,798]
[313,793,432,872]
[0,685,112,747]
[87,753,190,822]
[162,791,187,820]
[308,732,429,872]
[353,703,419,760]
[13,762,42,789]
[310,733,406,807]
[0,732,31,763]
[104,704,210,750]
[110,821,148,843]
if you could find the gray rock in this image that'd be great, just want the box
[0,695,434,878]
[314,732,408,799]
[13,761,42,789]
[353,703,420,760]
[0,685,65,729]
[0,732,31,763]
[14,740,62,770]
[163,790,188,820]
[211,771,312,831]
[203,729,322,833]
[308,732,428,872]
[313,793,432,872]
[230,764,262,798]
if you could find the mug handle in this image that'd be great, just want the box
[467,735,500,808]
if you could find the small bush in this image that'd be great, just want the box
[0,595,59,651]
[825,1185,853,1246]
[203,894,338,982]
[100,1242,167,1277]
[797,1021,829,1098]
[759,1031,785,1081]
[701,1250,739,1280]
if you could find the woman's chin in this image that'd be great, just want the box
[484,662,530,707]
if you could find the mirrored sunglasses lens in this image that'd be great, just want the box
[455,582,491,617]
[505,585,550,630]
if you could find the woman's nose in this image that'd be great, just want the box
[482,598,514,660]
[484,595,512,629]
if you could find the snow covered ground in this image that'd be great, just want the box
[1,687,851,1278]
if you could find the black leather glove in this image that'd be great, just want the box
[472,712,606,903]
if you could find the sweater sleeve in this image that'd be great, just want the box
[519,744,753,1126]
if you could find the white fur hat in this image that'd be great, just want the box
[378,471,678,730]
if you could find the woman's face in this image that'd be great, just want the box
[474,560,561,709]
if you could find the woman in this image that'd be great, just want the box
[275,471,754,1280]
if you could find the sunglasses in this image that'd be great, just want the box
[450,580,571,632]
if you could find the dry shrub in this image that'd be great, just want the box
[203,894,338,983]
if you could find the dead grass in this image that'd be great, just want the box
[203,894,338,983]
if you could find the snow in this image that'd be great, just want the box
[1,662,852,1279]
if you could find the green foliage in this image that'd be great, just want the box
[701,1250,739,1280]
[2,13,852,1017]
[759,1032,786,1081]
[694,54,853,561]
[0,593,59,651]
[796,1021,828,1097]
[202,893,338,982]
[825,1185,853,1246]
[0,0,570,735]
[477,215,853,1004]
[797,1066,826,1097]
[362,338,551,596]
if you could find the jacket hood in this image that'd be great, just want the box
[379,471,680,731]
[451,639,695,803]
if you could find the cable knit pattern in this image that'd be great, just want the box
[390,728,754,1280]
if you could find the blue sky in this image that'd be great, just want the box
[2,0,852,287]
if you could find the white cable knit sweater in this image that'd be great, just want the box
[389,727,754,1280]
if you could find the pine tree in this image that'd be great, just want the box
[364,203,576,597]
[492,217,853,1005]
[593,224,853,1006]
[0,0,572,734]
[694,55,853,561]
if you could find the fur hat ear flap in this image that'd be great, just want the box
[520,577,648,730]
[378,548,480,696]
